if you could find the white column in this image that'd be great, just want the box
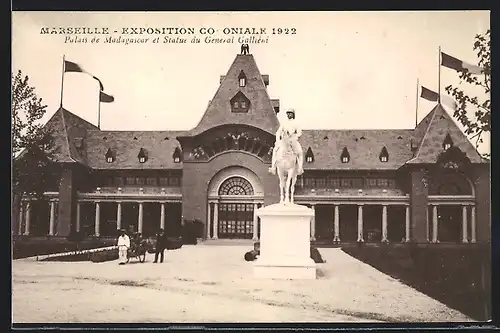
[462,205,468,243]
[212,202,219,239]
[405,205,410,242]
[471,206,476,243]
[49,201,56,236]
[357,204,364,242]
[206,203,211,239]
[310,204,316,241]
[138,202,144,234]
[432,205,438,243]
[95,201,101,236]
[381,204,388,242]
[333,204,340,242]
[23,202,31,236]
[116,202,122,230]
[76,202,81,232]
[18,203,24,235]
[160,202,165,230]
[252,203,258,241]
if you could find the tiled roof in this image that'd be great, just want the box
[182,54,280,137]
[85,130,184,169]
[407,104,483,164]
[43,108,76,163]
[300,129,416,170]
[61,108,100,164]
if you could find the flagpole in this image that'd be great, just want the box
[97,89,101,130]
[438,46,441,105]
[60,55,65,108]
[415,78,419,127]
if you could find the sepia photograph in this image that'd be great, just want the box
[11,11,491,325]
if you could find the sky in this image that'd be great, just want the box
[12,11,490,154]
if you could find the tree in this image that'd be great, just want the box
[445,29,490,158]
[12,69,57,237]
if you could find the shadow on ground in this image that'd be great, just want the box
[342,244,491,321]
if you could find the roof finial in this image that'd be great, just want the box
[240,43,249,55]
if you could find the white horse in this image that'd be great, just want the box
[275,131,301,204]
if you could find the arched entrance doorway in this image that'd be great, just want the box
[428,170,476,243]
[207,167,264,239]
[218,177,254,239]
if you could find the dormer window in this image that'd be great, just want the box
[443,133,453,150]
[173,147,182,163]
[340,147,350,163]
[379,146,389,162]
[238,70,247,87]
[305,147,314,163]
[230,91,250,113]
[138,148,148,163]
[105,148,114,163]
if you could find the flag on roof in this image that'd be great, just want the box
[441,52,484,75]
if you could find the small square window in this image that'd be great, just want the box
[380,156,388,162]
[174,157,180,163]
[139,157,146,163]
[444,143,452,150]
[106,157,114,163]
[240,101,246,109]
[306,156,313,163]
[233,101,239,108]
[342,156,349,163]
[239,78,246,87]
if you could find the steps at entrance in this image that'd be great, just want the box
[200,239,255,246]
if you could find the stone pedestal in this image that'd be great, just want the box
[253,203,316,279]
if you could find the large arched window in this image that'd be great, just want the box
[218,176,254,195]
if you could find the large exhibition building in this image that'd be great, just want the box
[14,50,491,245]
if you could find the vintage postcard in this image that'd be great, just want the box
[11,11,491,325]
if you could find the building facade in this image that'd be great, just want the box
[14,51,491,245]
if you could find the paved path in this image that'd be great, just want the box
[12,245,473,323]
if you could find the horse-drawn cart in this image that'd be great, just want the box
[126,239,149,263]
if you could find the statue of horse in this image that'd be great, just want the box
[274,131,301,204]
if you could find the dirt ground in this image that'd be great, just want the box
[12,245,473,323]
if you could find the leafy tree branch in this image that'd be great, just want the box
[444,29,490,158]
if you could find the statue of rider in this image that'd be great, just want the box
[269,109,304,176]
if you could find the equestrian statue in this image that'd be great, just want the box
[268,109,304,204]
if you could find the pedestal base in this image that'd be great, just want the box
[254,258,317,279]
[253,203,316,280]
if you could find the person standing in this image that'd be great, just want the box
[117,229,130,265]
[154,228,167,263]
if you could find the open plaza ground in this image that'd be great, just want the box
[12,244,473,323]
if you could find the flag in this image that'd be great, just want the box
[64,60,86,73]
[93,76,114,103]
[420,86,457,109]
[99,91,114,103]
[420,86,438,102]
[441,52,483,75]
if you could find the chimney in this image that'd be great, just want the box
[219,75,225,84]
[261,75,269,87]
[271,99,280,114]
[410,139,418,153]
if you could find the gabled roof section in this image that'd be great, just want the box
[60,108,99,164]
[407,104,483,164]
[184,54,279,136]
[41,107,100,165]
[42,108,75,163]
[85,130,184,169]
[300,129,416,170]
